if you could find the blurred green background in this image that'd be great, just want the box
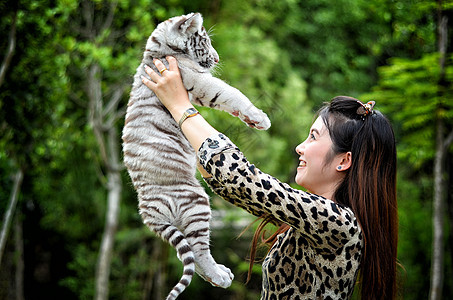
[0,0,452,299]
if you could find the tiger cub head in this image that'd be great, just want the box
[146,13,219,69]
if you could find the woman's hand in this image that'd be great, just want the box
[141,56,192,115]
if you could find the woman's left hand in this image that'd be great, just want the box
[141,56,192,115]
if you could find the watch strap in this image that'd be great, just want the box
[178,108,200,127]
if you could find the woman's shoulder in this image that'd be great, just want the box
[281,187,363,251]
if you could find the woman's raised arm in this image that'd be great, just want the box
[141,56,217,177]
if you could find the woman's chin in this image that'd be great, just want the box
[295,176,305,189]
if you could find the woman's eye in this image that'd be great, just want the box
[310,133,316,140]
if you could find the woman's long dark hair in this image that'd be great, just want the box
[247,96,398,299]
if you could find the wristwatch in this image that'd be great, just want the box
[178,108,200,127]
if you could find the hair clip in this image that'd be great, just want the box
[356,100,375,118]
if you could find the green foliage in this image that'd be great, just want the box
[263,0,388,102]
[364,53,453,167]
[60,244,98,299]
[397,170,432,299]
[0,0,70,166]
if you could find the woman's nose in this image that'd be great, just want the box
[295,143,304,155]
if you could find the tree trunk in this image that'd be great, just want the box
[0,9,17,88]
[447,155,453,295]
[95,167,122,300]
[429,9,450,300]
[0,168,24,266]
[142,239,160,300]
[143,239,169,300]
[87,64,124,300]
[154,241,169,300]
[14,213,24,300]
[430,118,447,300]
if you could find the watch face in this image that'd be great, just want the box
[179,108,199,127]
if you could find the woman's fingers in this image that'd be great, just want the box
[167,56,179,74]
[152,58,167,76]
[141,58,167,91]
[144,64,159,80]
[141,57,169,89]
[141,65,157,91]
[142,57,176,83]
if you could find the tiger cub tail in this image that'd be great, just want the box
[159,224,195,300]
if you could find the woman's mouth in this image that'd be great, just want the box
[299,160,306,167]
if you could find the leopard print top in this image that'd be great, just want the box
[198,133,363,300]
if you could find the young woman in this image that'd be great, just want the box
[141,56,398,300]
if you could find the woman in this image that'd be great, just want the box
[141,56,398,299]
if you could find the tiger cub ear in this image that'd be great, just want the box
[175,13,203,35]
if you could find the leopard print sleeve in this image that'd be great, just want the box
[198,133,361,252]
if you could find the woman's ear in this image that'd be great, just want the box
[336,151,352,172]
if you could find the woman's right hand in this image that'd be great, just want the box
[141,56,193,117]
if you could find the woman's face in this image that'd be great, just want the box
[295,116,344,199]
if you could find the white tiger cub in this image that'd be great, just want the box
[122,12,270,300]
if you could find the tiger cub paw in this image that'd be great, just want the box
[232,108,271,130]
[200,264,234,288]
